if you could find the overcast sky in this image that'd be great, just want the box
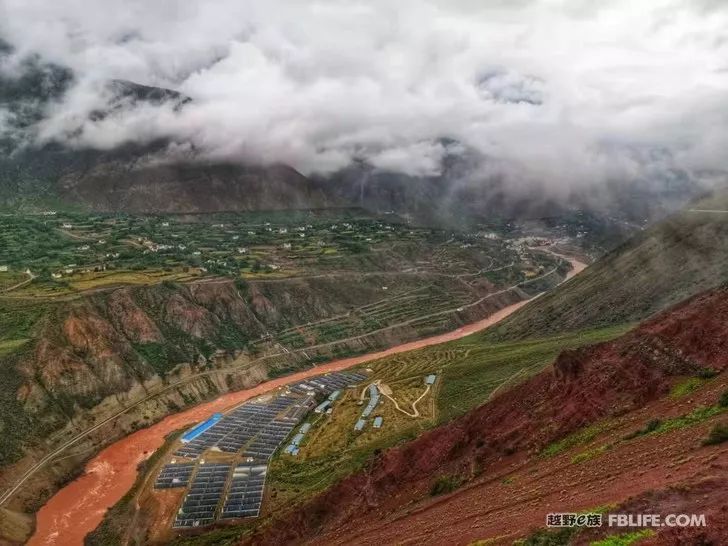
[1,0,727,191]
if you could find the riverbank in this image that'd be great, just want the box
[28,254,586,545]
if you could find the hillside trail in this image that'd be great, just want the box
[0,271,35,293]
[378,379,431,418]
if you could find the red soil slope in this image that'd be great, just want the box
[248,286,728,545]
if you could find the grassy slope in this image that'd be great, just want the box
[486,205,728,341]
[264,325,628,512]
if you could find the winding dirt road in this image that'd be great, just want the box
[26,252,586,546]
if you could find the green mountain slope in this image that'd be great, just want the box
[487,194,728,340]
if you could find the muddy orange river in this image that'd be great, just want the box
[28,255,585,545]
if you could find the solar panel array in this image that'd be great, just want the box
[240,418,297,460]
[160,370,369,529]
[221,464,267,519]
[174,396,307,459]
[174,371,366,461]
[154,462,195,489]
[173,463,231,528]
[288,371,367,396]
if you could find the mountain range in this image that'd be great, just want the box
[0,44,699,226]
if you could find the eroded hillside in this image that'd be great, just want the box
[246,285,728,545]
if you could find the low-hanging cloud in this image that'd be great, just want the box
[1,0,727,193]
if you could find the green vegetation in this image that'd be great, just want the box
[650,405,725,435]
[0,300,48,465]
[703,422,728,446]
[132,342,171,375]
[621,405,726,447]
[0,299,49,342]
[486,202,728,341]
[267,325,628,510]
[438,325,629,422]
[719,388,728,408]
[590,529,655,546]
[670,377,708,398]
[430,474,464,496]
[541,421,613,459]
[571,444,610,464]
[0,209,544,297]
[518,527,580,546]
[0,339,28,357]
[623,419,661,441]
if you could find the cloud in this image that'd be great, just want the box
[1,0,727,195]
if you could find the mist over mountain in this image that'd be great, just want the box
[1,1,727,220]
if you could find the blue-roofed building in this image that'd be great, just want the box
[425,374,437,385]
[300,422,312,434]
[180,413,223,443]
[291,433,305,446]
[373,416,383,428]
[354,419,366,431]
[314,400,332,413]
[328,390,341,401]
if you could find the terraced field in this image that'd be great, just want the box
[0,209,550,299]
[255,282,478,349]
[265,324,630,512]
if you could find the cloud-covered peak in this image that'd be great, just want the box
[1,0,727,194]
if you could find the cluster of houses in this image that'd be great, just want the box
[22,215,430,286]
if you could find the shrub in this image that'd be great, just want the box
[623,418,660,440]
[519,527,579,546]
[696,368,718,379]
[429,474,463,496]
[703,422,728,446]
[590,529,655,546]
[571,444,609,464]
[719,389,728,408]
[670,377,705,398]
[234,277,249,297]
[644,418,661,433]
